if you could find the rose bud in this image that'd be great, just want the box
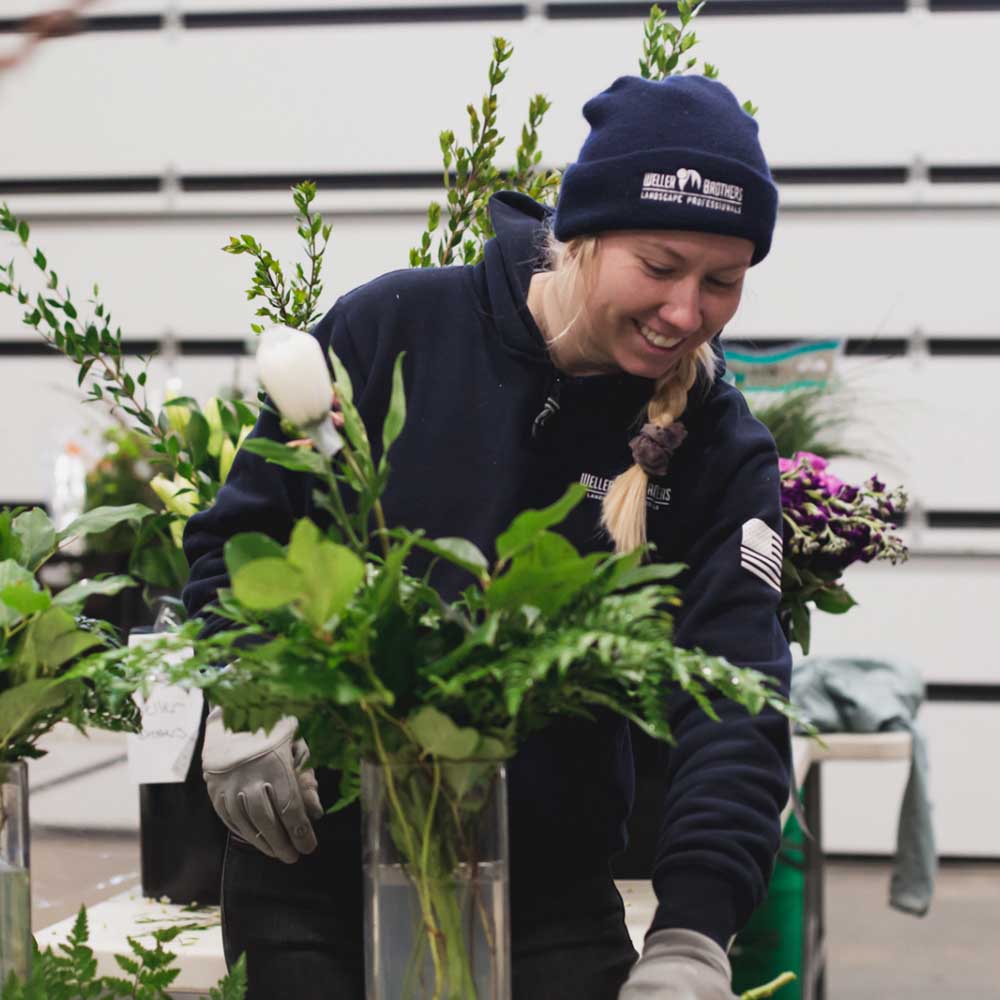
[256,325,343,457]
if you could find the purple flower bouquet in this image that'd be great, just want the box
[778,451,908,654]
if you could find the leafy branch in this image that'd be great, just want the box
[0,203,260,587]
[640,1,757,116]
[0,205,165,445]
[410,37,559,270]
[223,181,332,334]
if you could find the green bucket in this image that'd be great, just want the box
[730,810,805,1000]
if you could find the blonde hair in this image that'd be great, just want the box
[537,227,720,554]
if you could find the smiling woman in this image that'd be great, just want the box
[518,74,776,557]
[180,71,791,1000]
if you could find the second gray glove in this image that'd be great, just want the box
[202,706,323,864]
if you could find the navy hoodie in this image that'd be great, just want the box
[183,191,792,947]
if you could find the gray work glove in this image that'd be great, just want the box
[618,929,736,1000]
[202,706,323,863]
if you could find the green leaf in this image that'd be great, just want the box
[241,437,330,477]
[209,954,248,999]
[186,410,211,468]
[407,535,488,579]
[813,584,857,615]
[58,504,152,544]
[327,348,370,462]
[487,532,598,616]
[790,602,811,655]
[290,528,341,614]
[286,517,320,566]
[52,575,135,608]
[223,533,286,579]
[381,352,407,458]
[12,507,56,572]
[407,706,480,760]
[613,562,685,590]
[232,558,305,611]
[0,560,39,627]
[287,520,365,627]
[20,606,104,673]
[1,583,51,616]
[495,483,586,562]
[0,677,76,752]
[0,509,23,563]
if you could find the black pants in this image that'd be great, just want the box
[221,830,639,999]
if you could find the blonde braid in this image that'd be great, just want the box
[601,341,717,553]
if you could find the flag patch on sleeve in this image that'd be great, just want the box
[740,518,783,592]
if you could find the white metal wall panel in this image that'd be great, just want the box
[804,557,1000,686]
[5,209,1000,342]
[0,32,171,177]
[822,357,1000,512]
[0,355,255,503]
[169,21,538,175]
[0,212,424,339]
[4,14,978,179]
[821,703,1000,857]
[918,12,1000,164]
[2,1,165,15]
[731,208,1000,340]
[168,15,925,174]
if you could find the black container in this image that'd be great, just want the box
[139,700,228,905]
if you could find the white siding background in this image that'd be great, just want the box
[1,1,998,855]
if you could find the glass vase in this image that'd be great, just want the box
[362,757,510,1000]
[0,761,31,986]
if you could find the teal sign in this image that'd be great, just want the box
[723,340,843,393]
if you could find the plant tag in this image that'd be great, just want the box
[125,632,203,784]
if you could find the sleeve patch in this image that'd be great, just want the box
[740,518,783,593]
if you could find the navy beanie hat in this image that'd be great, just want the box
[553,75,778,265]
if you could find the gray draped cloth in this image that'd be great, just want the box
[791,656,937,916]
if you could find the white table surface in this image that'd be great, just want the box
[36,732,912,997]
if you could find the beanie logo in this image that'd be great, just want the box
[676,168,702,192]
[641,168,743,217]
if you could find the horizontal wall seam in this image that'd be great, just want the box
[925,684,1000,702]
[5,337,1000,357]
[929,0,1000,10]
[182,5,527,28]
[0,15,162,33]
[7,166,1000,196]
[546,1,906,16]
[7,2,998,35]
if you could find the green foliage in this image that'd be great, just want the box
[102,353,799,813]
[639,2,755,114]
[1,905,247,1000]
[0,202,259,591]
[409,37,560,270]
[223,181,332,334]
[749,383,860,463]
[0,505,146,761]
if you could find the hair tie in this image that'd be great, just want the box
[629,421,687,478]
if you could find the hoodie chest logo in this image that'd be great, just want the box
[580,472,672,512]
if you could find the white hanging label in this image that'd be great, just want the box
[126,633,203,785]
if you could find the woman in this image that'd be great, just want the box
[186,74,792,1000]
